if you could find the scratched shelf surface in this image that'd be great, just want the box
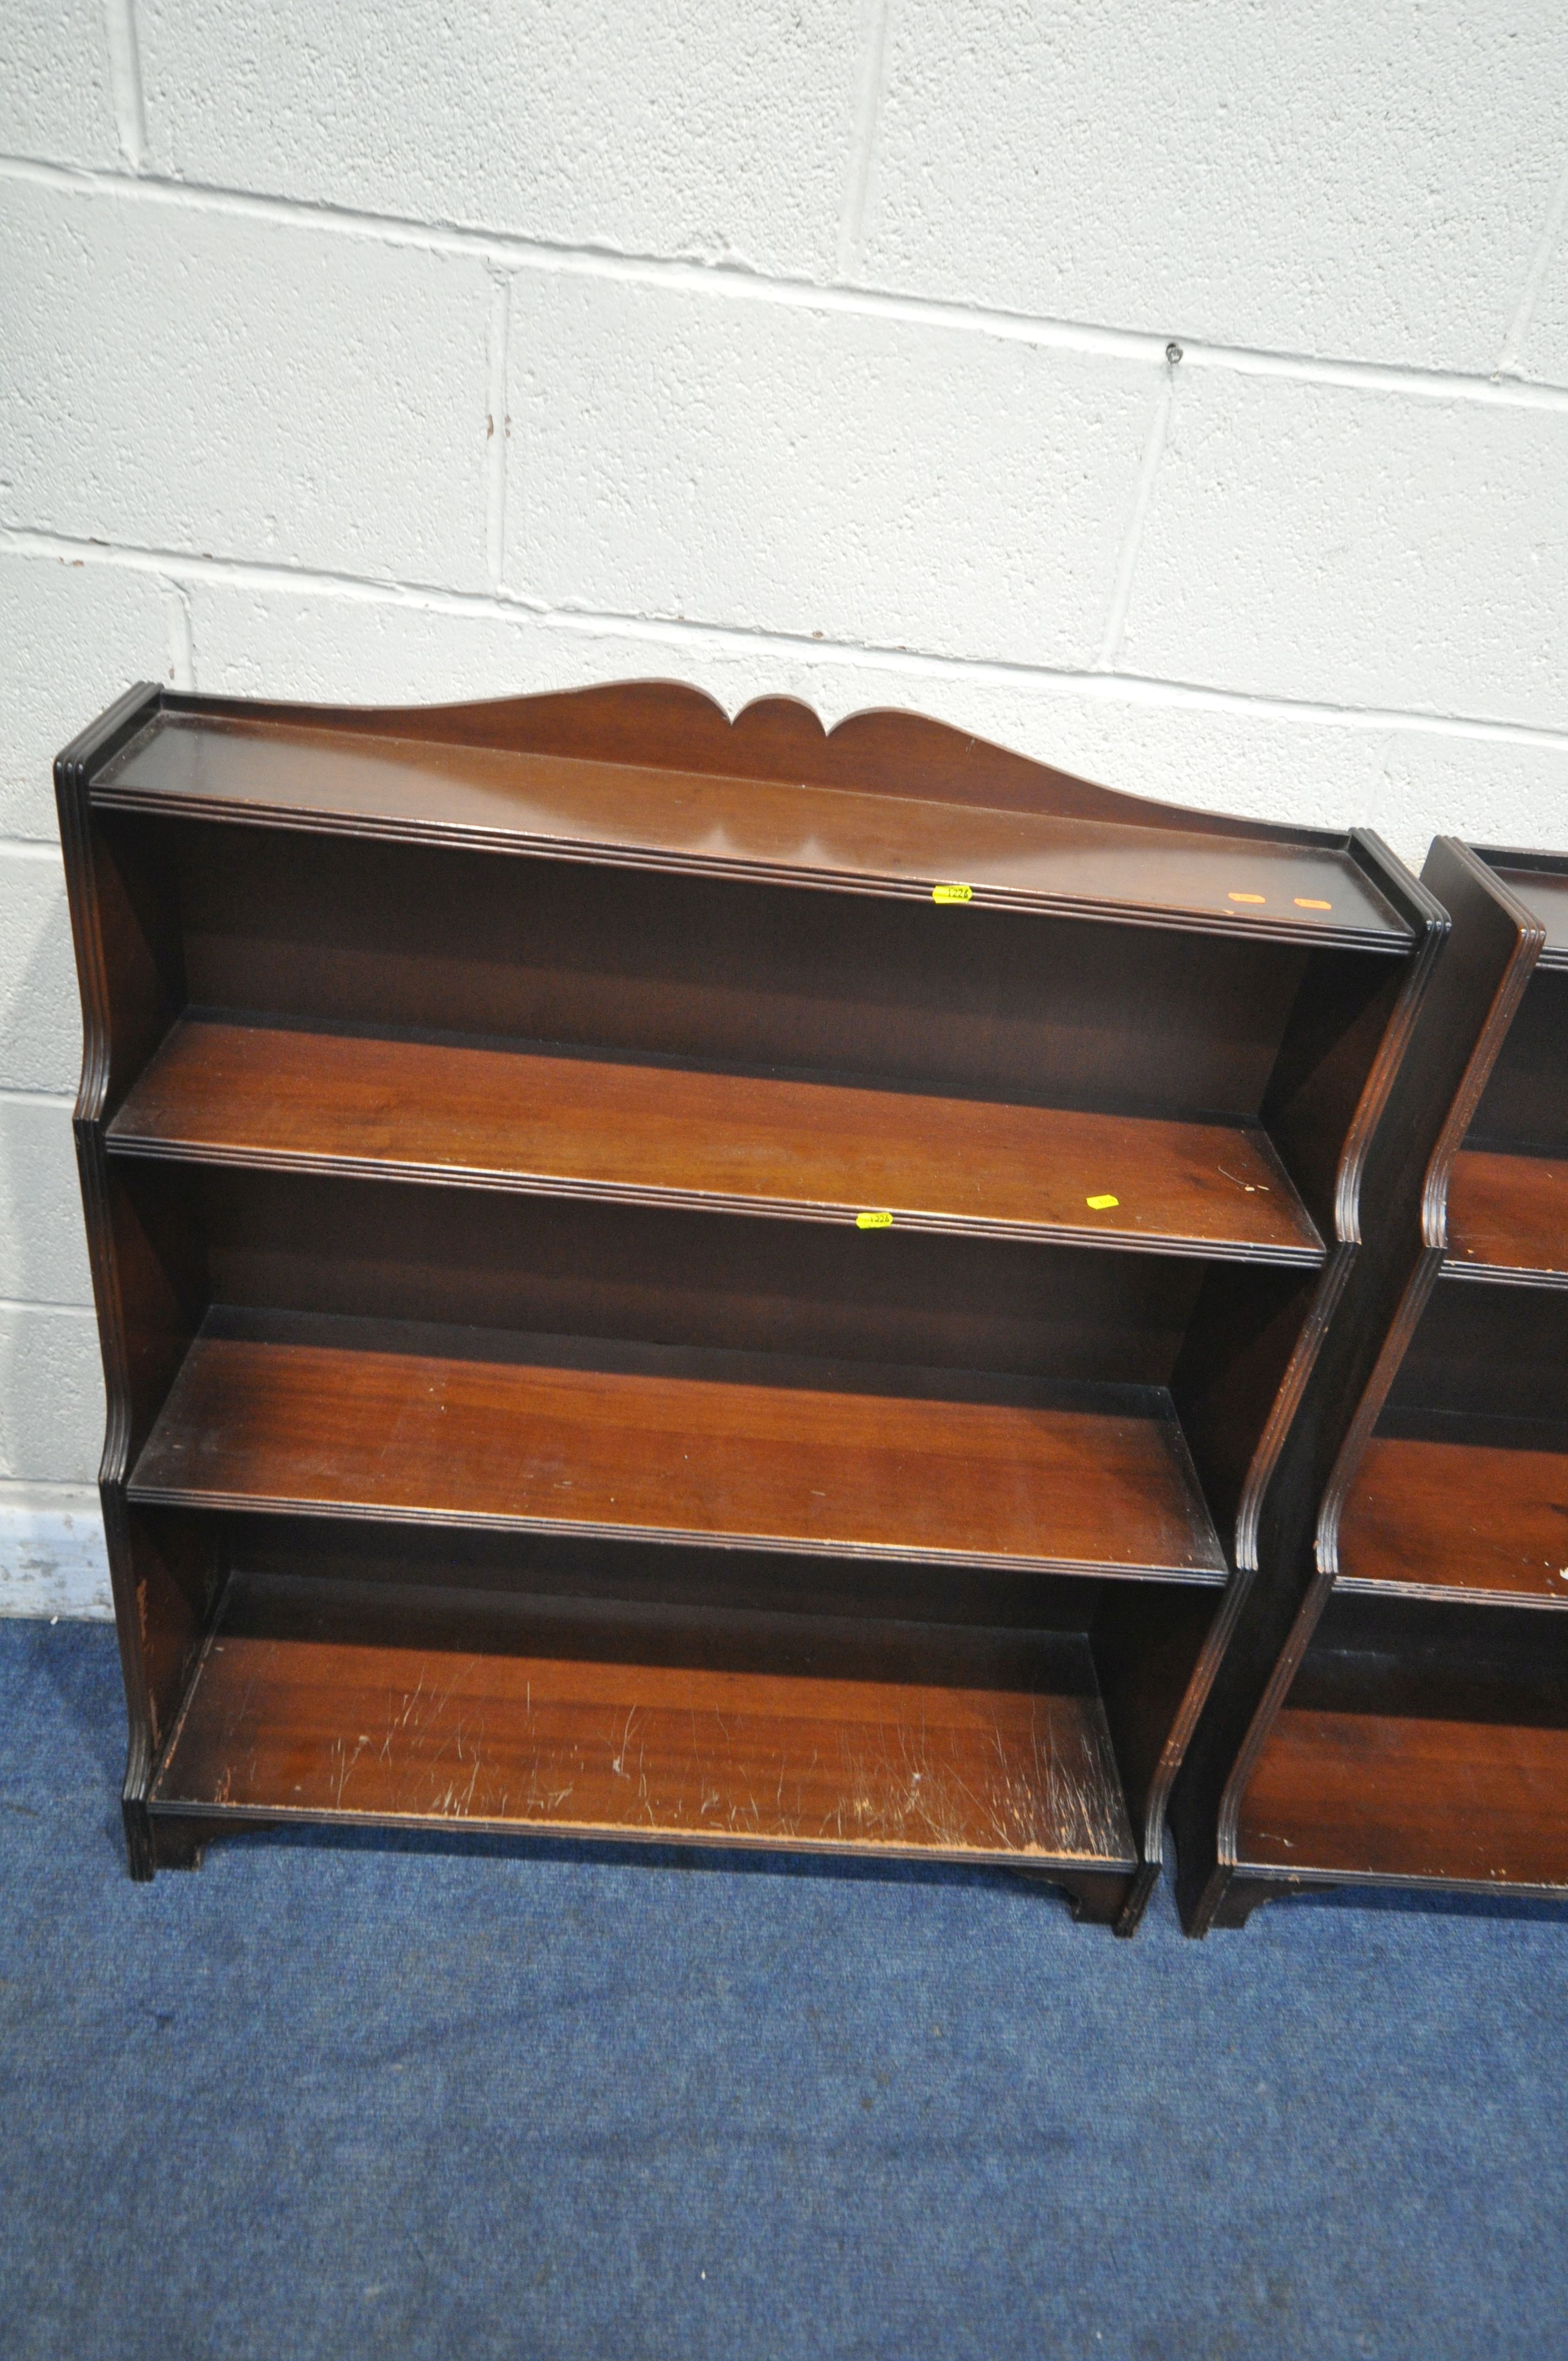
[92,711,1409,949]
[127,1309,1229,1582]
[1336,1426,1568,1608]
[147,1571,1138,1869]
[108,1017,1324,1265]
[1237,1699,1568,1893]
[1445,1149,1568,1286]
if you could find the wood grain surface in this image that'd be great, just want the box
[1446,1148,1568,1283]
[128,1314,1228,1579]
[1237,1700,1568,1889]
[1490,863,1568,969]
[149,1572,1137,1868]
[95,712,1409,949]
[1336,1430,1568,1605]
[110,1018,1325,1264]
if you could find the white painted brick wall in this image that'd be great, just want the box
[860,0,1568,372]
[509,276,1158,663]
[1,1,1567,1607]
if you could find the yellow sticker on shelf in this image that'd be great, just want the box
[932,882,973,904]
[856,1210,894,1229]
[1227,891,1267,905]
[1086,1194,1120,1211]
[1294,897,1332,910]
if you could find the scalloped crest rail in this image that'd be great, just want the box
[58,680,1448,1932]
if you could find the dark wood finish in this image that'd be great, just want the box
[1191,838,1568,1929]
[1240,1707,1568,1890]
[1337,1429,1568,1606]
[97,707,1411,950]
[110,1016,1324,1264]
[1447,1150,1568,1284]
[57,681,1448,1923]
[150,1570,1138,1877]
[128,1311,1226,1579]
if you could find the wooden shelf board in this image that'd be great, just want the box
[1489,863,1568,970]
[1237,1701,1568,1892]
[127,1312,1229,1582]
[148,1571,1137,1870]
[1445,1148,1568,1287]
[93,711,1410,951]
[108,1018,1325,1266]
[1337,1428,1568,1607]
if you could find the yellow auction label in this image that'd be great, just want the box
[932,882,973,904]
[856,1210,894,1229]
[1085,1194,1120,1211]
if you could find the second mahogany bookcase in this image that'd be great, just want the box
[57,681,1444,1932]
[1186,838,1568,1930]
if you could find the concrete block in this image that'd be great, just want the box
[0,1307,103,1487]
[1517,238,1568,386]
[1,179,492,587]
[0,0,119,169]
[859,0,1567,373]
[0,1488,111,1619]
[138,0,863,278]
[1368,736,1568,862]
[1122,373,1568,730]
[0,553,181,841]
[0,1098,90,1308]
[507,274,1157,667]
[0,856,80,1098]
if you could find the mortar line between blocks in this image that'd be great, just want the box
[100,0,147,175]
[1498,150,1568,376]
[167,579,195,690]
[485,270,513,590]
[7,525,1568,754]
[0,1089,76,1110]
[836,0,892,280]
[0,1298,99,1319]
[1095,365,1175,672]
[6,154,1568,411]
[0,1480,102,1502]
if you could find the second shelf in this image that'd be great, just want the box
[107,1017,1325,1264]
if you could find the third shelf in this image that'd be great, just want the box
[127,1309,1228,1582]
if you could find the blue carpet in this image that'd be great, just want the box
[2,1619,1565,2360]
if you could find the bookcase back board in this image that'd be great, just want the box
[57,680,1444,1931]
[1193,839,1568,1930]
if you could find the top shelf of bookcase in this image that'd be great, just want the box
[92,708,1412,953]
[1478,853,1568,970]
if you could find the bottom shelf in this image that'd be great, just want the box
[1235,1614,1568,1894]
[149,1570,1139,1873]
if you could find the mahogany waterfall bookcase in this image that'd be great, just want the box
[1184,839,1568,1930]
[57,681,1446,1933]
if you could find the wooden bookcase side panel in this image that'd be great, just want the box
[1193,842,1567,1927]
